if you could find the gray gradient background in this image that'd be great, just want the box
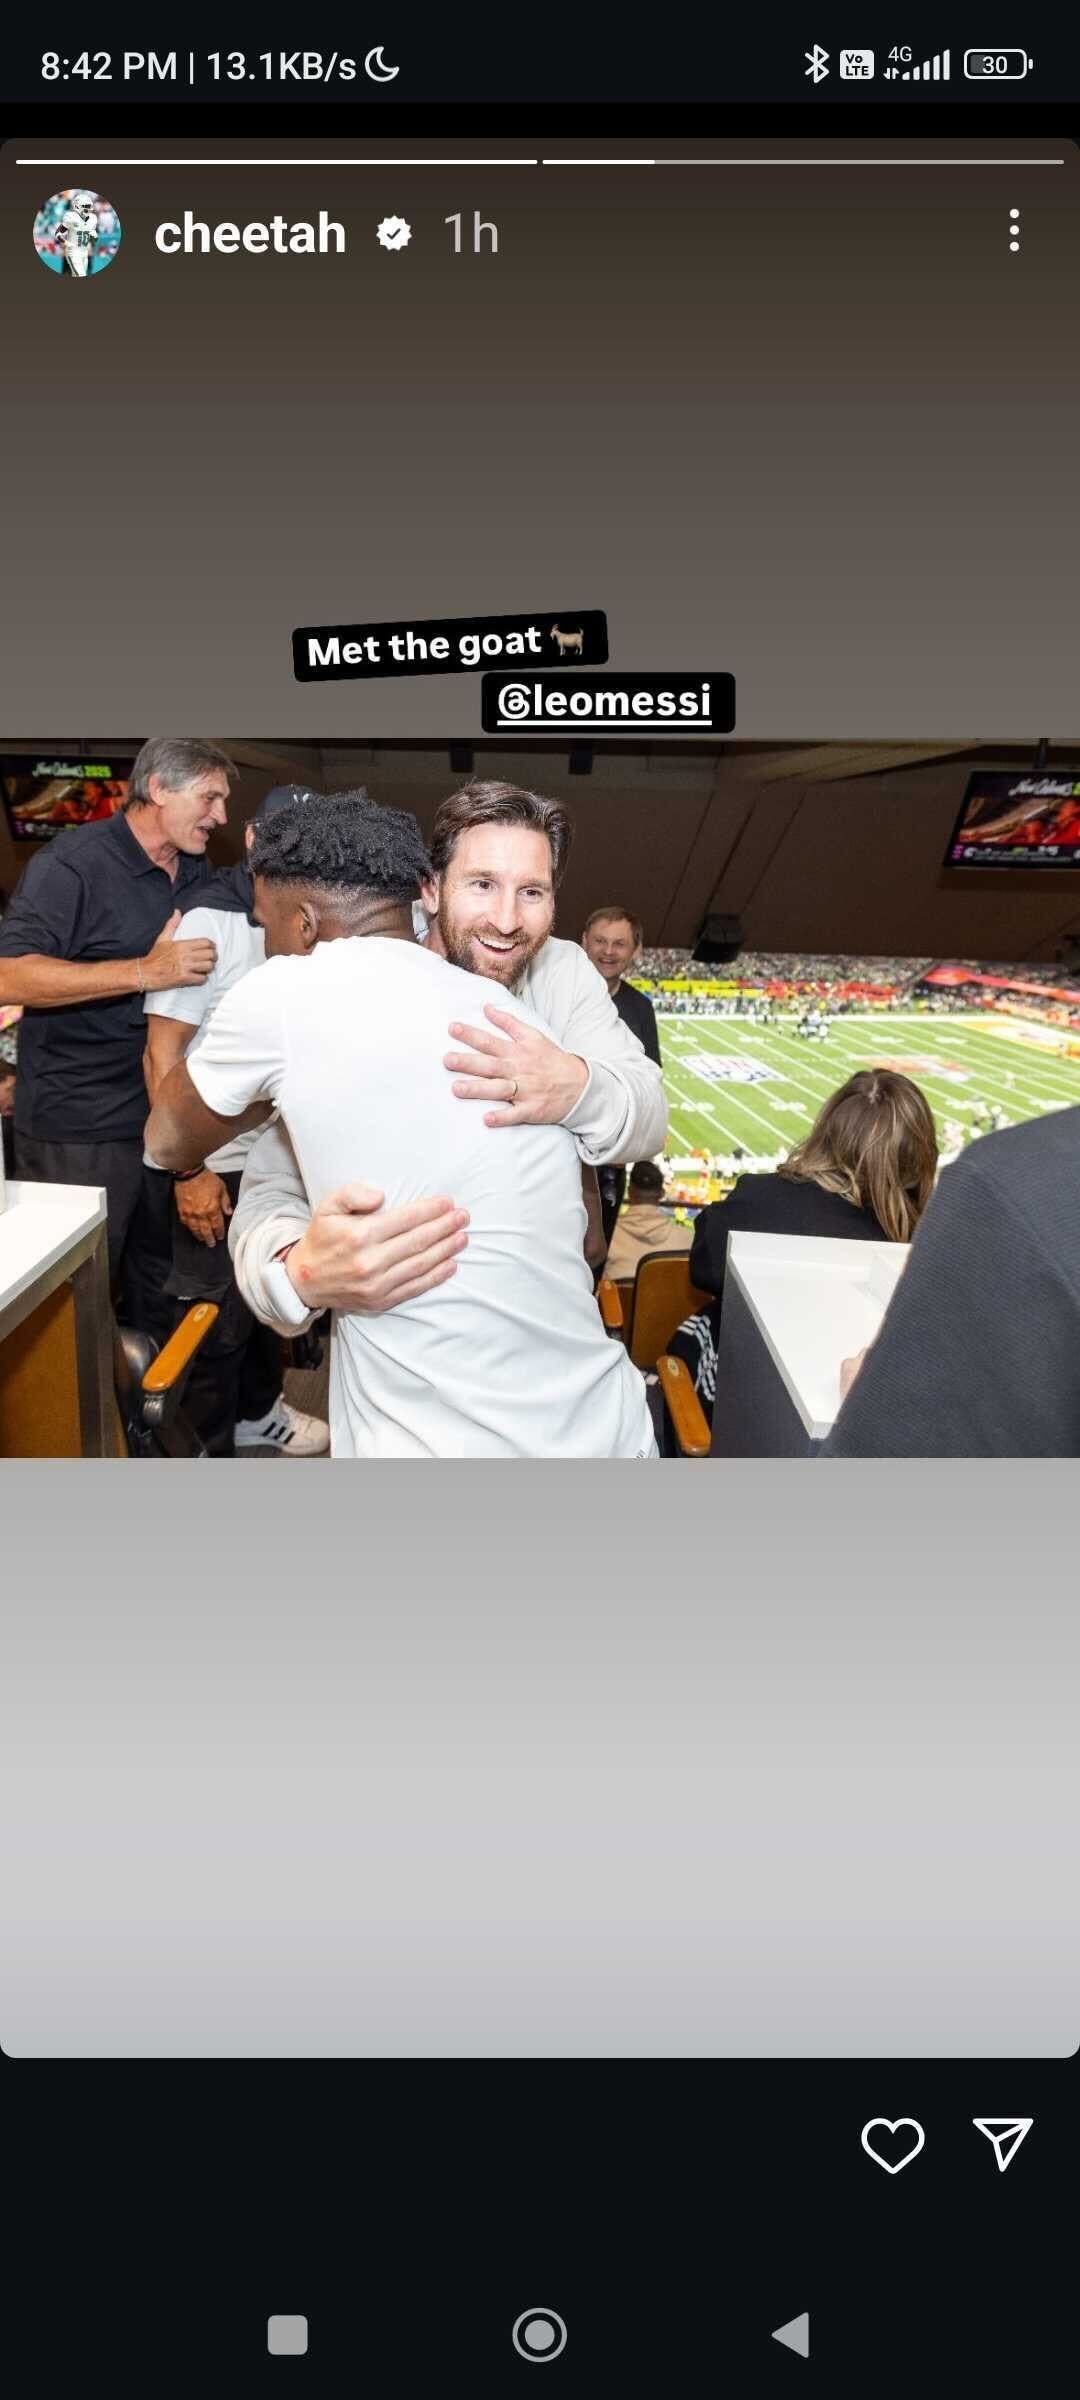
[2,135,1079,735]
[1,1464,1075,2058]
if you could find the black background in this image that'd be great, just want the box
[4,18,1080,103]
[1,28,1075,2391]
[11,2059,1069,2386]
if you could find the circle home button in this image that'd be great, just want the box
[512,2308,568,2362]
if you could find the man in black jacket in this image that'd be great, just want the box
[581,905,662,1242]
[823,1107,1080,1457]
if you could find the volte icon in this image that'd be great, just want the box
[973,2118,1033,2173]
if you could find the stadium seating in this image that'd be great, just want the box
[598,1253,710,1372]
[114,1302,221,1458]
[655,1352,712,1459]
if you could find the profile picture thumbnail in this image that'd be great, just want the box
[33,188,122,278]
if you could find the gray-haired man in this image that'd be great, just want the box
[0,737,232,1317]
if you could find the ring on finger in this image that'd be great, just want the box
[508,1077,518,1102]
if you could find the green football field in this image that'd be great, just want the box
[658,1012,1080,1166]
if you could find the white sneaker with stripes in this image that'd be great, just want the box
[234,1399,330,1456]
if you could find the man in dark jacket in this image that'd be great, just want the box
[581,906,662,1242]
[823,1107,1080,1457]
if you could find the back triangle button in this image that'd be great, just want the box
[772,2312,810,2359]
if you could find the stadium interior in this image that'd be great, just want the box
[2,737,1078,1458]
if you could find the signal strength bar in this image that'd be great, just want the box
[885,48,951,81]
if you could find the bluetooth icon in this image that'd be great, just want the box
[805,45,830,82]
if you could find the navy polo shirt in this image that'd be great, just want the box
[185,858,254,919]
[0,811,211,1141]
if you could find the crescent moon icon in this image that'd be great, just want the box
[365,47,400,82]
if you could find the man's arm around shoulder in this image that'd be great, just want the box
[230,1122,471,1335]
[535,938,668,1164]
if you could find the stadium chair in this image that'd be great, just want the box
[655,1352,712,1459]
[113,1302,221,1459]
[597,1252,711,1372]
[597,1278,626,1336]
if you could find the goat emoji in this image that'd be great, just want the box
[550,624,584,658]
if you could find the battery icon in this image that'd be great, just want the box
[963,49,1033,78]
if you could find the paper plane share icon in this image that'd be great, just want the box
[973,2117,1033,2172]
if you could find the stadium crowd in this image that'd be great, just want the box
[637,947,929,990]
[632,948,1080,1033]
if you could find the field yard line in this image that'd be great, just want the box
[666,1075,726,1119]
[663,1062,767,1151]
[868,1012,1080,1089]
[824,1035,1063,1123]
[957,1038,1080,1102]
[915,1042,1076,1110]
[675,1077,784,1152]
[748,1029,845,1109]
[660,1011,1080,1162]
[765,1018,1075,1117]
[874,1016,1079,1092]
[698,1081,794,1152]
[660,1031,791,1154]
[850,1049,1007,1113]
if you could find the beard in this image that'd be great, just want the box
[436,901,547,991]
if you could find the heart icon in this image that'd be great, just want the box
[860,2118,925,2175]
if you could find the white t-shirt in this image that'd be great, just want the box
[145,908,266,1175]
[187,936,656,1460]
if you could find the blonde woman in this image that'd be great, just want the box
[666,1071,938,1432]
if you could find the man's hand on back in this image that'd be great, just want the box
[142,909,217,992]
[444,1004,589,1128]
[285,1182,470,1314]
[175,1169,233,1248]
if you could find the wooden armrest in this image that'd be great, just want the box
[657,1353,711,1458]
[141,1302,220,1394]
[597,1278,626,1335]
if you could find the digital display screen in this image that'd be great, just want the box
[1,756,132,842]
[945,770,1080,867]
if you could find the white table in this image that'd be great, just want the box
[710,1231,909,1456]
[0,1182,113,1456]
